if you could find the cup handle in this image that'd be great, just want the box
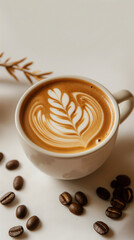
[113,90,134,124]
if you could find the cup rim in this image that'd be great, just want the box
[15,75,120,158]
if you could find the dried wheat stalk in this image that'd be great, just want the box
[0,52,52,83]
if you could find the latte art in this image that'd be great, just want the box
[29,89,104,149]
[20,79,115,153]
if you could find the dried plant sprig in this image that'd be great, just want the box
[0,52,52,83]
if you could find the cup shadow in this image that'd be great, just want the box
[0,78,29,126]
[57,135,134,193]
[117,217,134,238]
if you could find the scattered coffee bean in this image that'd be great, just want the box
[6,160,19,170]
[13,176,24,190]
[110,180,119,188]
[122,188,133,203]
[59,192,72,205]
[9,226,24,238]
[96,187,110,200]
[26,216,40,230]
[116,175,131,187]
[105,206,122,219]
[69,202,83,215]
[113,187,124,199]
[75,191,88,206]
[111,198,126,210]
[0,152,4,161]
[93,221,109,235]
[16,205,27,219]
[0,192,15,205]
[113,186,133,203]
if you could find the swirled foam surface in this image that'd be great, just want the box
[20,78,115,153]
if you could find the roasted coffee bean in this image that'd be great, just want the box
[113,187,124,199]
[6,160,19,170]
[111,198,126,210]
[0,152,4,161]
[16,205,27,219]
[13,176,24,190]
[59,192,72,205]
[122,188,133,203]
[93,221,109,235]
[110,180,119,189]
[69,202,83,215]
[116,175,131,187]
[0,192,15,205]
[105,206,122,219]
[113,187,133,203]
[9,226,23,237]
[75,191,88,206]
[96,187,110,200]
[26,216,40,230]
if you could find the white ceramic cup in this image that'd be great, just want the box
[15,76,133,180]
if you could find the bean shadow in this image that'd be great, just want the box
[103,228,114,238]
[0,154,5,165]
[5,196,20,208]
[17,231,29,239]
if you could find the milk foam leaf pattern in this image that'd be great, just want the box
[28,87,105,149]
[48,89,87,135]
[29,88,105,149]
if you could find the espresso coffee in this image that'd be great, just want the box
[20,78,115,154]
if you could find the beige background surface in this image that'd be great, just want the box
[0,0,134,239]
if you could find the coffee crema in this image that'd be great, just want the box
[20,78,115,153]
